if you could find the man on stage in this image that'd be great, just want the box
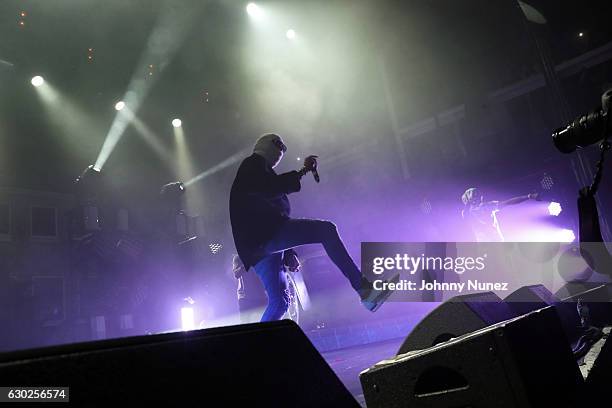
[461,187,540,242]
[230,133,395,322]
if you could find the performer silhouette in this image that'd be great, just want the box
[230,134,394,321]
[461,187,539,242]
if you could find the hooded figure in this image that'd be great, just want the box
[230,133,397,321]
[229,133,300,270]
[253,133,286,168]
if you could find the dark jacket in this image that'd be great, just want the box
[230,153,301,270]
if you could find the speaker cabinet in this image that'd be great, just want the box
[397,291,515,355]
[0,320,359,407]
[361,307,583,408]
[505,284,582,345]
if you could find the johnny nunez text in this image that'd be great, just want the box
[373,279,509,292]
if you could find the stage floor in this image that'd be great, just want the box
[321,337,404,406]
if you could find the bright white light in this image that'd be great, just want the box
[172,118,182,128]
[559,229,576,243]
[31,76,44,87]
[115,101,125,111]
[578,32,584,38]
[286,29,296,39]
[246,3,263,18]
[181,307,195,331]
[548,202,562,216]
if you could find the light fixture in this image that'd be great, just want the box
[540,174,554,190]
[181,307,195,331]
[246,3,263,19]
[31,76,44,87]
[548,202,562,216]
[209,243,223,254]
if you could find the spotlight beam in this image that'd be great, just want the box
[174,125,204,214]
[0,58,15,68]
[184,148,251,187]
[94,2,197,170]
[130,113,175,170]
[32,80,106,159]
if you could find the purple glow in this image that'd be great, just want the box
[181,307,195,331]
[548,202,562,216]
[510,227,576,242]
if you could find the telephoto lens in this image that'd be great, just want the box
[553,110,607,153]
[552,88,612,153]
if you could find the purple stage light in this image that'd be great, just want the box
[181,307,195,331]
[548,202,562,216]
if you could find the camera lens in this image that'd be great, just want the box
[552,110,607,153]
[552,126,577,153]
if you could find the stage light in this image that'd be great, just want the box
[74,165,103,208]
[286,29,296,40]
[31,76,44,87]
[172,118,182,128]
[95,2,195,172]
[420,199,432,215]
[578,32,584,38]
[181,307,195,331]
[115,101,125,111]
[160,181,185,197]
[209,243,223,254]
[559,229,576,242]
[540,174,554,190]
[548,202,562,216]
[246,3,262,19]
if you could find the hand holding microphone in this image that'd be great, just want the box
[528,192,541,201]
[302,155,319,182]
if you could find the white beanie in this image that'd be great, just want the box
[462,187,480,205]
[253,133,284,168]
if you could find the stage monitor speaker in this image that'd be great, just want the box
[556,282,612,326]
[504,284,582,345]
[0,320,359,407]
[361,306,583,408]
[503,284,558,314]
[397,291,516,355]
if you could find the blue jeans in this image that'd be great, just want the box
[253,218,362,322]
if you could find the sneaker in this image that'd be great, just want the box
[359,272,400,312]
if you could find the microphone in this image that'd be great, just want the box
[303,155,320,182]
[312,168,320,183]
